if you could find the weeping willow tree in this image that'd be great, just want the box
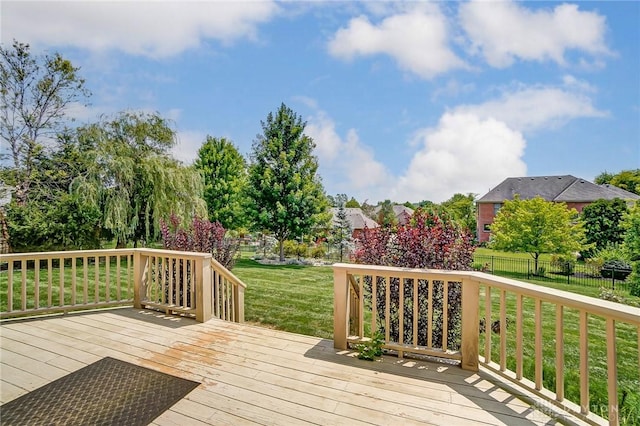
[73,111,206,247]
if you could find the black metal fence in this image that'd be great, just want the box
[473,255,631,292]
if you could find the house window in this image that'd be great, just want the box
[493,203,502,215]
[483,224,491,232]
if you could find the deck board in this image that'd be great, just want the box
[0,308,585,425]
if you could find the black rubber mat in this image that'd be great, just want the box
[1,356,200,426]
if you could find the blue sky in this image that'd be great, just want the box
[2,1,639,203]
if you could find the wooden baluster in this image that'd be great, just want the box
[499,289,506,371]
[427,279,433,349]
[21,260,27,311]
[59,257,64,307]
[442,281,449,351]
[83,256,88,304]
[605,318,618,426]
[413,278,418,347]
[579,310,589,415]
[555,304,564,402]
[34,260,40,310]
[484,286,491,363]
[535,298,542,390]
[385,276,390,343]
[399,276,404,352]
[515,294,523,380]
[71,256,77,305]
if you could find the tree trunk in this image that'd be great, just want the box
[116,236,126,249]
[0,209,10,254]
[279,239,285,262]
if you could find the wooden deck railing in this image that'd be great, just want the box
[334,263,640,426]
[0,249,246,323]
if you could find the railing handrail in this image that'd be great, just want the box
[333,263,640,324]
[0,248,136,260]
[334,262,640,425]
[1,249,246,324]
[210,257,247,289]
[0,248,214,260]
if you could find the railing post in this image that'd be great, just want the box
[133,249,148,309]
[333,265,350,350]
[234,284,245,323]
[195,255,212,323]
[461,277,479,371]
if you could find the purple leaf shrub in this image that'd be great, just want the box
[161,214,239,270]
[352,209,475,350]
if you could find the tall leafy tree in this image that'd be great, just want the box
[246,103,327,261]
[622,204,640,296]
[194,136,247,230]
[490,196,588,273]
[6,132,101,251]
[345,197,360,208]
[1,40,89,204]
[73,111,206,247]
[330,196,352,262]
[581,198,628,256]
[376,199,397,228]
[440,193,477,235]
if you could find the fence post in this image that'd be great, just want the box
[133,250,148,309]
[233,284,245,323]
[195,255,212,323]
[527,259,530,279]
[333,265,350,350]
[461,277,479,372]
[612,268,616,291]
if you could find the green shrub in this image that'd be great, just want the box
[550,254,575,275]
[592,243,630,263]
[310,245,326,259]
[282,240,298,257]
[356,332,384,361]
[629,277,640,297]
[601,259,632,280]
[585,257,604,277]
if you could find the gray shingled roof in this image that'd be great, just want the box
[477,175,639,203]
[330,208,379,230]
[373,205,415,217]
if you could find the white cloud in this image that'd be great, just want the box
[431,79,476,102]
[393,113,527,203]
[305,109,393,202]
[459,0,611,67]
[327,4,467,79]
[172,130,207,165]
[2,1,279,58]
[306,78,607,203]
[453,84,607,133]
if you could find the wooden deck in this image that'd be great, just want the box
[1,308,584,425]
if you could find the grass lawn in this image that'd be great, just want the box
[233,258,335,339]
[474,247,554,262]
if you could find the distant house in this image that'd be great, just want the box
[373,204,414,225]
[476,175,640,243]
[330,207,379,239]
